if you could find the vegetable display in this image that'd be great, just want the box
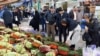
[0,26,82,56]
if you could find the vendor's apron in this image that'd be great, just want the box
[67,24,81,45]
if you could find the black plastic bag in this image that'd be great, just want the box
[82,32,92,42]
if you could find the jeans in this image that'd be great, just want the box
[41,23,46,32]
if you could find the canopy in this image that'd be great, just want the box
[0,0,19,5]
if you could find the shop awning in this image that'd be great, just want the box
[0,0,19,5]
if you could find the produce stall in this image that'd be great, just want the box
[0,26,82,56]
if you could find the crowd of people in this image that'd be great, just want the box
[0,6,100,49]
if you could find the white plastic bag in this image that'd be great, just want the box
[0,18,4,22]
[83,45,97,56]
[83,47,93,56]
[93,49,100,56]
[15,16,18,21]
[0,18,4,26]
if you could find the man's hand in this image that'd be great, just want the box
[62,23,67,26]
[53,23,56,25]
[85,26,88,32]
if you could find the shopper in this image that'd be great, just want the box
[2,7,13,29]
[45,6,56,41]
[40,10,46,32]
[13,8,21,26]
[56,7,69,43]
[76,7,84,23]
[69,6,78,21]
[83,13,100,47]
[29,9,40,31]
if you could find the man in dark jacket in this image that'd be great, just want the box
[2,7,13,29]
[56,7,69,43]
[69,6,78,21]
[56,7,81,50]
[45,7,56,41]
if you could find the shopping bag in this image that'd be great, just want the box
[82,32,92,42]
[83,45,96,56]
[15,16,18,21]
[93,49,100,56]
[83,47,93,56]
[0,18,4,26]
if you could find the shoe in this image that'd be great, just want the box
[69,45,75,50]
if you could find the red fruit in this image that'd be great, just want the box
[39,45,50,53]
[58,50,68,56]
[48,44,58,49]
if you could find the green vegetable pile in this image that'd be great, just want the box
[0,26,82,56]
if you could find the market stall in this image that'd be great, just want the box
[0,26,82,56]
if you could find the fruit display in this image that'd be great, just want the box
[39,45,51,53]
[0,26,82,56]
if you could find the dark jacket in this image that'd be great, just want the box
[67,18,78,31]
[45,11,56,25]
[30,11,40,27]
[2,8,13,24]
[40,12,46,24]
[56,12,78,31]
[86,19,100,46]
[13,12,20,24]
[56,12,68,27]
[69,10,74,19]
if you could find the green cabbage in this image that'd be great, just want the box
[24,40,32,49]
[15,43,26,54]
[46,52,55,56]
[0,41,7,46]
[31,49,39,55]
[20,48,26,54]
[1,34,10,42]
[21,53,29,56]
[6,43,13,50]
[3,52,20,56]
[0,49,7,56]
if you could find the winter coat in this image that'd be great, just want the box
[86,19,100,46]
[45,11,56,25]
[2,8,13,24]
[40,12,46,24]
[56,12,69,28]
[30,11,40,28]
[13,12,21,24]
